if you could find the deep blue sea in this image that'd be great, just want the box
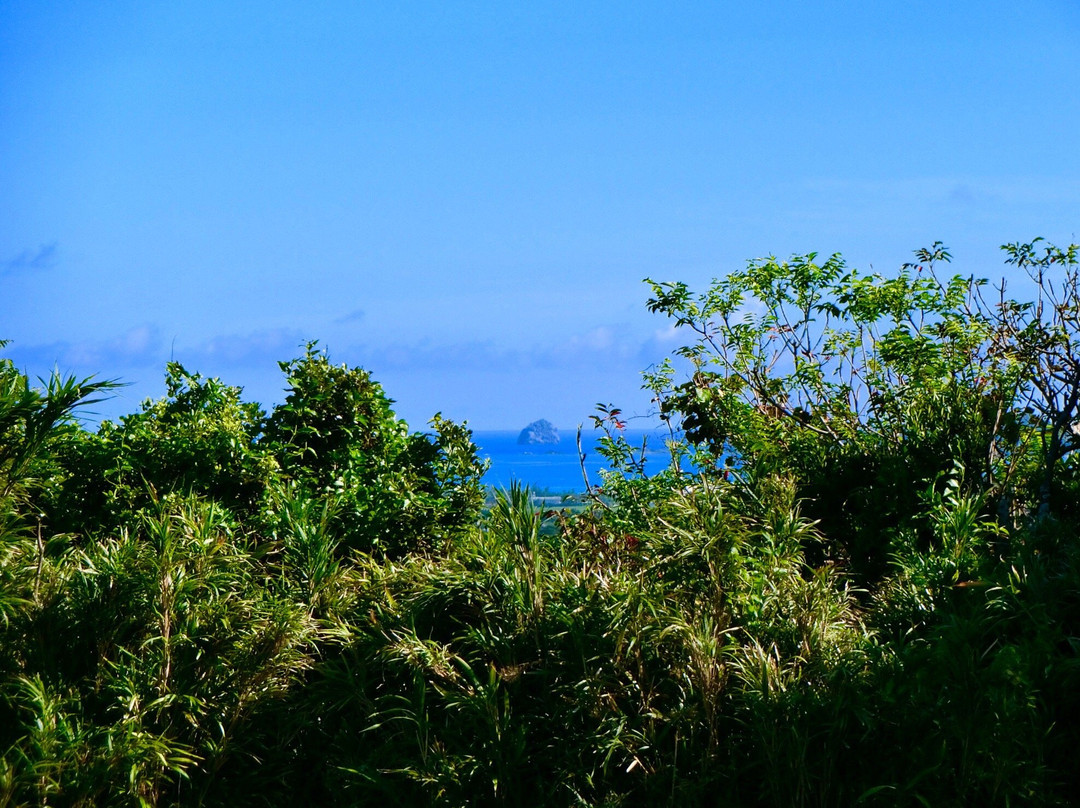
[473,429,677,493]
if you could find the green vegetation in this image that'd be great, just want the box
[2,241,1079,806]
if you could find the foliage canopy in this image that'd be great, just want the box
[1,243,1078,807]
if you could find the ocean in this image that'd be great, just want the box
[472,429,678,493]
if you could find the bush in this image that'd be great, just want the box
[263,344,487,555]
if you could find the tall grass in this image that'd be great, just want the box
[2,345,1079,805]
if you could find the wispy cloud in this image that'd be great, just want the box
[4,325,163,373]
[176,328,308,369]
[651,323,685,345]
[3,320,696,413]
[334,308,366,325]
[341,322,685,375]
[1,242,59,277]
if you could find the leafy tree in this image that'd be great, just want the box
[46,363,274,537]
[997,239,1080,517]
[643,242,1078,576]
[263,344,486,555]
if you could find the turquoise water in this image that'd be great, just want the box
[473,429,678,493]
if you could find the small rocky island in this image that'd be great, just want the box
[517,419,560,446]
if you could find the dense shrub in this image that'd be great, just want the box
[1,242,1078,806]
[45,364,274,537]
[263,344,487,555]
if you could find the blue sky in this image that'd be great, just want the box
[2,1,1079,429]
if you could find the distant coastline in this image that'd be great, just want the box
[473,429,676,493]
